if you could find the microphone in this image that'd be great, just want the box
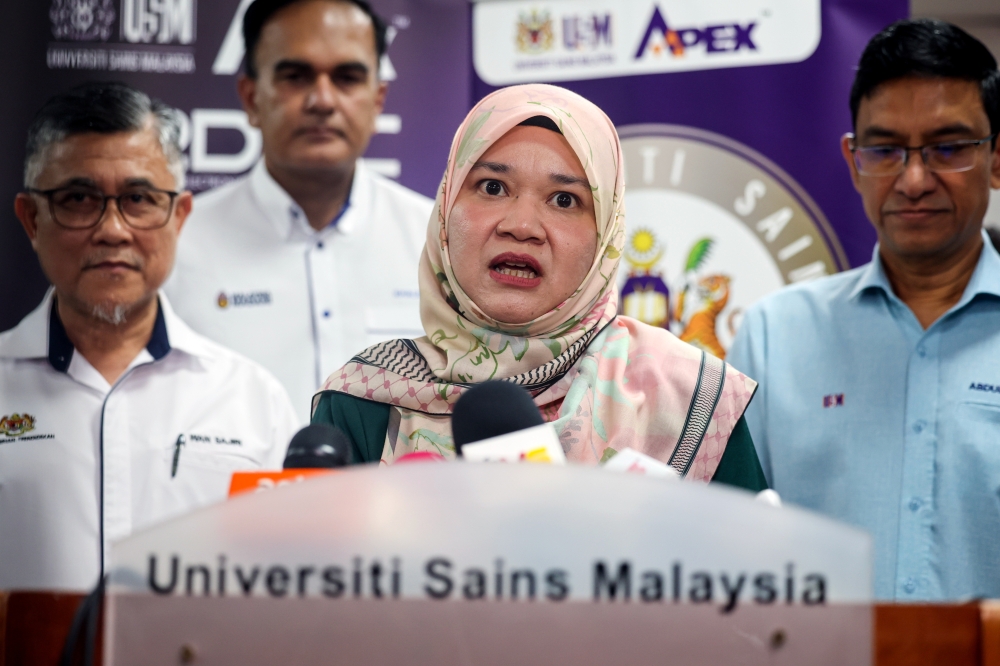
[451,381,565,463]
[451,380,544,455]
[395,451,446,464]
[283,424,352,469]
[602,447,678,479]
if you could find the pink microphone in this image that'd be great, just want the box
[395,451,447,464]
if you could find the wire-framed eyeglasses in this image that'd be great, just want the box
[847,134,997,177]
[26,185,179,230]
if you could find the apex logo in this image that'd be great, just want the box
[634,6,757,59]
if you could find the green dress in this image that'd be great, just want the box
[312,391,768,492]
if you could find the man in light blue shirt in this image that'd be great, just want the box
[728,19,1000,600]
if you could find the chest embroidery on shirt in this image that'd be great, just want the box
[969,382,1000,394]
[1,413,35,436]
[189,433,243,446]
[217,291,272,309]
[0,413,54,442]
[822,394,844,408]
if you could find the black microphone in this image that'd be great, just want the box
[451,380,544,456]
[283,424,352,469]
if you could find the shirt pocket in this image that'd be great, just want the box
[951,401,1000,479]
[959,401,1000,425]
[176,442,264,475]
[137,441,266,532]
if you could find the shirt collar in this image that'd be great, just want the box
[848,229,1000,307]
[955,229,1000,307]
[47,297,75,371]
[0,289,52,360]
[847,244,894,301]
[249,158,371,240]
[0,288,212,370]
[156,292,215,360]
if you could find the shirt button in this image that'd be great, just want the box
[916,346,926,358]
[912,420,926,434]
[903,579,916,594]
[908,498,921,512]
[317,241,324,250]
[323,310,331,318]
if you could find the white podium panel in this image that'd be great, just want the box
[106,464,872,664]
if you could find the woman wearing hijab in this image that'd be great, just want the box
[312,84,766,489]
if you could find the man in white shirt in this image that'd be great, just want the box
[1,82,298,592]
[164,0,433,421]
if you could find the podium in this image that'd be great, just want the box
[2,464,995,664]
[111,464,874,663]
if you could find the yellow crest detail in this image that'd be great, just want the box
[624,228,664,272]
[0,413,36,437]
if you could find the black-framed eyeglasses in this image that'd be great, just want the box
[25,185,179,230]
[848,134,997,177]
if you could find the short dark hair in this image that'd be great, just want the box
[242,0,387,79]
[850,19,1000,138]
[24,81,184,188]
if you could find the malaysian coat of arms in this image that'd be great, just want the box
[0,413,36,438]
[50,0,116,41]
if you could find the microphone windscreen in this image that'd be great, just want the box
[451,381,544,455]
[283,424,352,469]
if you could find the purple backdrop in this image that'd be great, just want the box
[0,0,471,332]
[1,0,905,333]
[472,0,908,270]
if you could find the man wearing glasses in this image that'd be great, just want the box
[729,19,1000,601]
[0,82,298,591]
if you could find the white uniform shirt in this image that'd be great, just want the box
[163,160,432,421]
[0,291,298,591]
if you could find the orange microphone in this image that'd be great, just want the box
[229,424,351,497]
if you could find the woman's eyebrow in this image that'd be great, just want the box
[551,173,589,187]
[470,161,510,174]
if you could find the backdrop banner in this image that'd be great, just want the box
[0,0,471,332]
[473,0,908,358]
[1,0,906,344]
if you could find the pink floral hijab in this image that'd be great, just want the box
[317,84,756,480]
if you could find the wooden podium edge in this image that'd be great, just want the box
[0,591,998,665]
[0,591,8,666]
[0,591,102,666]
[982,601,1000,666]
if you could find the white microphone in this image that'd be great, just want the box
[460,423,567,464]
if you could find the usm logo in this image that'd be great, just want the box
[121,0,195,45]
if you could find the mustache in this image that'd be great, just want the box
[81,250,145,271]
[882,194,953,214]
